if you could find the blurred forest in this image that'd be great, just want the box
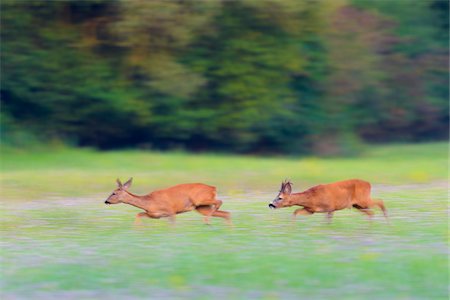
[1,0,448,155]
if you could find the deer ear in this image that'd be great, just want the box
[284,181,292,194]
[122,177,133,190]
[116,178,122,188]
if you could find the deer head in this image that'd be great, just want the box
[268,179,293,209]
[104,178,133,204]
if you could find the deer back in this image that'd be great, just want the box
[303,179,371,211]
[150,183,217,211]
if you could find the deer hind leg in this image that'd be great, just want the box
[208,199,223,218]
[353,204,374,218]
[195,198,223,223]
[195,206,210,224]
[195,205,231,225]
[370,199,388,219]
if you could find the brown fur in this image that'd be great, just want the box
[269,179,387,221]
[105,178,231,225]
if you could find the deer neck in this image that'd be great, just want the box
[288,192,309,206]
[122,191,148,210]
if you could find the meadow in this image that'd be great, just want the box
[0,143,448,299]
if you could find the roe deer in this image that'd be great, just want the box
[268,179,387,221]
[104,178,231,225]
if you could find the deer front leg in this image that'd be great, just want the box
[168,214,176,226]
[134,212,151,225]
[326,211,334,223]
[292,208,313,221]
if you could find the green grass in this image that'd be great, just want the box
[0,142,448,299]
[1,142,447,199]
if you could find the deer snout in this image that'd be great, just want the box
[105,200,111,205]
[268,203,276,209]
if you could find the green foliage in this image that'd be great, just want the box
[1,0,448,154]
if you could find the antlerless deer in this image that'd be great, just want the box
[105,178,231,225]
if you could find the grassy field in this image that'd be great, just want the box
[0,142,448,299]
[1,142,447,199]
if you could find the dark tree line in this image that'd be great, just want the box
[1,0,448,155]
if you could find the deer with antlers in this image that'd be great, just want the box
[269,179,387,221]
[105,178,231,225]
